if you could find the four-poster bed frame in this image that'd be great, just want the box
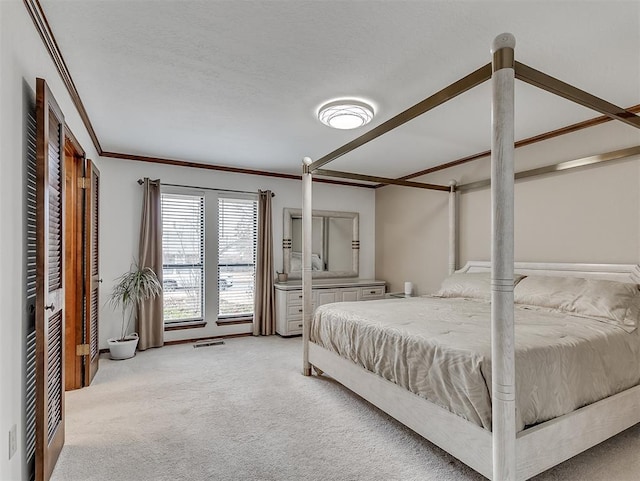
[300,34,640,481]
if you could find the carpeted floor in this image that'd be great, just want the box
[51,336,640,481]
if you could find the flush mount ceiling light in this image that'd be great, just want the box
[317,99,374,130]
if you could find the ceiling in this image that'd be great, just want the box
[39,1,640,180]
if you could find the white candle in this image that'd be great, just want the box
[404,282,413,296]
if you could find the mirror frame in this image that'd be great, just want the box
[283,208,359,279]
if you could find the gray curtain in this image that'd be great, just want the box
[253,190,275,335]
[137,178,164,350]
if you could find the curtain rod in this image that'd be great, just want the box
[136,179,275,197]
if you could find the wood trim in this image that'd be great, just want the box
[24,0,102,154]
[216,317,253,326]
[101,151,376,189]
[63,138,84,391]
[314,168,449,191]
[164,321,207,332]
[515,61,640,129]
[163,332,252,347]
[63,124,85,159]
[390,103,640,184]
[457,145,640,192]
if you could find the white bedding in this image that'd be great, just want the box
[310,296,640,432]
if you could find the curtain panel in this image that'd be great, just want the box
[137,178,164,350]
[254,190,275,335]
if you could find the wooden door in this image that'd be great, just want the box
[35,78,65,481]
[84,159,100,384]
[63,139,84,391]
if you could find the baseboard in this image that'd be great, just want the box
[99,332,254,354]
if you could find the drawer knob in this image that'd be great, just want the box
[298,323,303,328]
[370,291,376,294]
[298,309,303,313]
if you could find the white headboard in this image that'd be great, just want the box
[457,261,640,284]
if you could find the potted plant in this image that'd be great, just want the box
[107,263,162,360]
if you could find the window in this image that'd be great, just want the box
[161,193,205,324]
[218,197,257,319]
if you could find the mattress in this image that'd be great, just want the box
[310,296,640,432]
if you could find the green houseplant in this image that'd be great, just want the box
[107,263,162,360]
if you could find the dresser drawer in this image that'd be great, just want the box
[287,291,304,304]
[359,286,385,300]
[287,305,304,318]
[288,319,304,334]
[286,290,317,305]
[286,304,317,319]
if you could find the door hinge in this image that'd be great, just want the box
[78,177,88,189]
[76,344,90,356]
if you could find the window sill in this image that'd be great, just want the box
[216,316,253,326]
[164,321,207,332]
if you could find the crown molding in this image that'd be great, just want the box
[24,1,640,189]
[23,0,375,189]
[24,0,103,154]
[101,151,376,188]
[383,103,640,186]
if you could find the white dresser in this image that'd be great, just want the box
[274,278,386,336]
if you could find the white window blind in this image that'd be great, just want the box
[161,193,205,323]
[218,197,257,318]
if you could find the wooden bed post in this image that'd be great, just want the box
[448,180,457,275]
[302,157,313,376]
[491,33,517,481]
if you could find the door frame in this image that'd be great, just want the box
[63,131,85,391]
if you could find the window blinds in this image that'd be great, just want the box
[218,197,257,318]
[161,193,205,323]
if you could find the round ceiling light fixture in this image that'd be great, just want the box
[317,99,374,130]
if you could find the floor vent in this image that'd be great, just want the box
[193,339,225,349]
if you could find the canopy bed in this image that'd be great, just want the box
[300,34,640,481]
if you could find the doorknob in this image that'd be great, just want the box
[45,303,55,311]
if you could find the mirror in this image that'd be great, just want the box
[283,208,359,279]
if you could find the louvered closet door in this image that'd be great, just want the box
[84,160,100,385]
[35,78,65,481]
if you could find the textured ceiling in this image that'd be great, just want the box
[40,0,640,178]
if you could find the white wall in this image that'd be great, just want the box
[0,2,101,480]
[376,121,640,295]
[96,157,376,346]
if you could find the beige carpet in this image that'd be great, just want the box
[51,336,640,481]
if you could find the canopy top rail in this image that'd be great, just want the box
[314,169,450,191]
[307,63,493,173]
[308,54,640,177]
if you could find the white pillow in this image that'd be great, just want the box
[289,252,324,271]
[311,254,324,271]
[514,276,639,332]
[436,272,525,301]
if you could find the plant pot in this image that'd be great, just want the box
[107,333,139,360]
[277,272,288,282]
